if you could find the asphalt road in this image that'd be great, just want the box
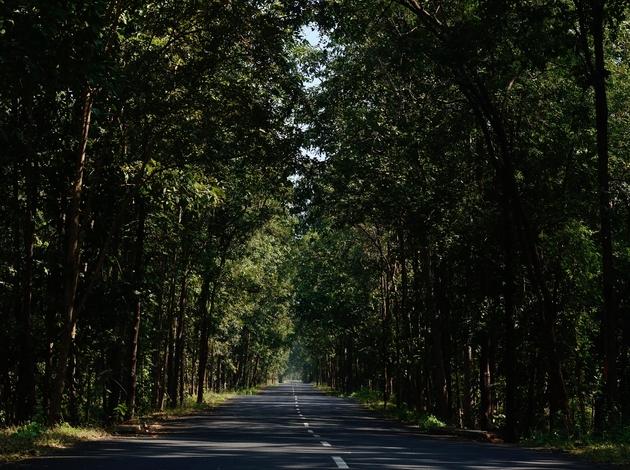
[7,382,605,469]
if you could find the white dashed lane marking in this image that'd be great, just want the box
[320,441,331,447]
[332,456,349,469]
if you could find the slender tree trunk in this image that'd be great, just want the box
[431,313,449,420]
[49,87,94,424]
[462,344,474,428]
[178,344,185,406]
[168,274,187,407]
[437,268,453,421]
[197,244,228,403]
[501,199,518,441]
[165,299,177,406]
[422,245,448,420]
[411,245,424,411]
[158,341,169,411]
[160,253,178,410]
[592,0,618,427]
[479,331,492,429]
[43,254,62,417]
[399,231,413,407]
[15,156,37,422]
[67,343,80,424]
[126,198,146,418]
[380,270,391,409]
[151,255,167,409]
[524,348,541,434]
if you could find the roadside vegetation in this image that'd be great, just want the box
[319,383,630,466]
[0,387,259,463]
[317,385,446,432]
[144,387,262,421]
[522,430,630,467]
[0,422,107,463]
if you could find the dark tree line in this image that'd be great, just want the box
[294,0,630,440]
[0,0,307,425]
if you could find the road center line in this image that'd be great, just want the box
[332,456,349,469]
[321,441,331,447]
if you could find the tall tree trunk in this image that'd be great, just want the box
[159,253,178,410]
[380,270,391,409]
[501,199,518,441]
[431,314,449,420]
[67,343,80,424]
[208,341,215,392]
[126,198,146,418]
[168,274,187,407]
[592,0,618,427]
[49,87,94,424]
[399,231,413,407]
[422,245,448,420]
[479,331,492,430]
[178,343,185,406]
[15,156,37,422]
[462,343,474,428]
[436,268,453,421]
[196,276,215,403]
[151,255,167,409]
[411,245,424,412]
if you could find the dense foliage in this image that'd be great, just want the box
[1,0,629,446]
[294,0,630,441]
[0,0,307,425]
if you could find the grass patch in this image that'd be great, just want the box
[316,384,446,431]
[139,387,262,421]
[571,442,630,466]
[0,422,108,463]
[521,430,630,467]
[319,384,630,466]
[145,392,235,420]
[1,387,260,463]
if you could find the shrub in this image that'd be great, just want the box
[12,422,44,440]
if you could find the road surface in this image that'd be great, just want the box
[8,382,603,469]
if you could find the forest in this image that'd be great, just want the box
[1,0,629,448]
